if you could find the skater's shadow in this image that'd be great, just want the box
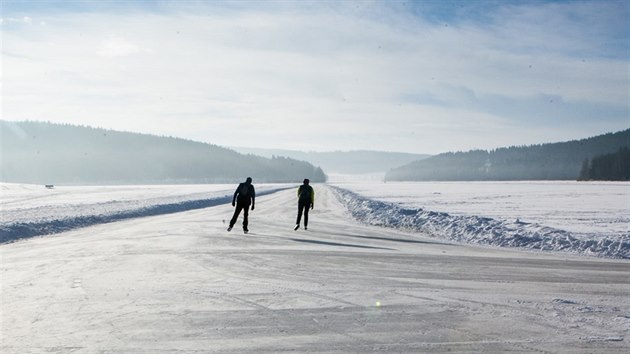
[290,238,396,251]
[336,233,453,246]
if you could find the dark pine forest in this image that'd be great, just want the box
[578,147,630,181]
[385,129,630,181]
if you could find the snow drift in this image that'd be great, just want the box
[331,186,630,259]
[0,187,288,243]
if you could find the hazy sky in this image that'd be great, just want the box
[2,0,629,154]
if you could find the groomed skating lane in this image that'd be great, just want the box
[2,185,628,353]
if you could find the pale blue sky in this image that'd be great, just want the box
[2,0,628,154]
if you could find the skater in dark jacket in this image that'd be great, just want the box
[228,177,255,233]
[294,178,314,230]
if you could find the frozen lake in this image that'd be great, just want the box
[2,185,629,353]
[5,181,627,238]
[1,181,628,258]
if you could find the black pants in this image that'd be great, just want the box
[230,201,250,229]
[296,200,311,227]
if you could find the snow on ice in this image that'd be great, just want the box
[330,185,630,259]
[0,183,289,243]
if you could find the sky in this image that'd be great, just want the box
[1,0,629,154]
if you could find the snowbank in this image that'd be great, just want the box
[0,187,288,243]
[331,186,630,259]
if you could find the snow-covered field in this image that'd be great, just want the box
[330,181,630,259]
[331,180,629,236]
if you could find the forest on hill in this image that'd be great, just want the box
[385,129,630,181]
[578,147,630,181]
[0,121,326,185]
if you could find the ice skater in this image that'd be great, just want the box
[228,177,255,233]
[294,178,314,230]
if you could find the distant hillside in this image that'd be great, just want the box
[231,147,430,174]
[0,121,326,185]
[385,129,630,181]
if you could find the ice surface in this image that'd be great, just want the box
[2,185,629,353]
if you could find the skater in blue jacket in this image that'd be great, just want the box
[228,177,255,233]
